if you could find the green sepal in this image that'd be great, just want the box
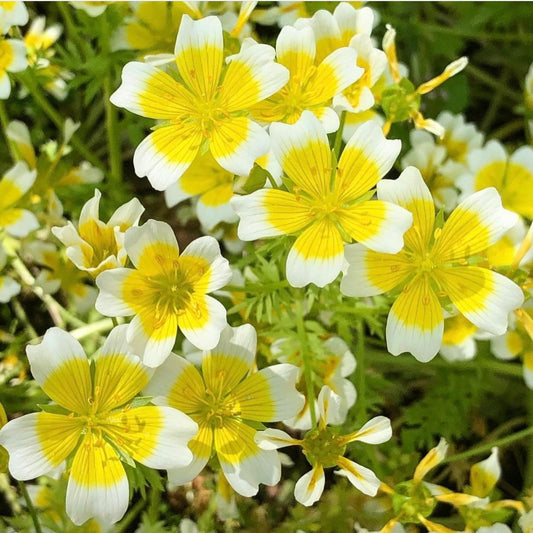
[37,403,71,415]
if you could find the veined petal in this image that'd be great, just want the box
[220,42,289,111]
[341,244,412,297]
[336,120,401,202]
[103,405,197,469]
[276,25,315,77]
[414,438,448,482]
[133,123,202,191]
[175,15,223,101]
[386,275,444,362]
[66,433,128,526]
[179,293,227,351]
[210,116,270,177]
[230,363,304,422]
[95,268,137,317]
[27,328,92,414]
[108,197,145,230]
[254,428,301,450]
[377,166,435,254]
[286,218,344,288]
[232,188,313,241]
[110,62,194,119]
[167,421,213,486]
[435,267,524,335]
[294,465,325,506]
[215,418,280,497]
[93,325,151,412]
[202,324,256,395]
[146,354,206,417]
[0,412,82,480]
[335,456,381,496]
[338,200,413,253]
[310,47,362,103]
[270,111,332,199]
[125,219,180,273]
[181,236,232,294]
[433,188,518,262]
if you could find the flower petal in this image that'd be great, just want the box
[0,413,82,480]
[337,120,401,202]
[66,433,128,526]
[254,428,300,450]
[294,466,325,506]
[27,327,92,414]
[435,267,524,335]
[95,268,137,317]
[341,244,412,297]
[343,416,392,445]
[230,363,304,422]
[338,200,413,253]
[286,218,344,288]
[103,405,197,469]
[175,15,223,102]
[215,418,280,497]
[133,124,202,191]
[433,188,518,262]
[386,275,444,362]
[210,116,270,177]
[335,456,381,496]
[270,111,332,199]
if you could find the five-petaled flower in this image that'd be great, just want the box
[95,219,232,367]
[0,326,198,526]
[255,386,392,506]
[232,111,413,287]
[341,166,524,362]
[110,14,289,191]
[144,324,304,496]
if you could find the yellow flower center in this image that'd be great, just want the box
[0,39,14,74]
[197,386,242,429]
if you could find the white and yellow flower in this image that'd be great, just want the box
[95,219,232,366]
[458,140,533,219]
[0,161,38,237]
[0,325,198,526]
[110,15,289,191]
[436,111,484,164]
[144,324,304,496]
[341,166,524,362]
[256,386,392,506]
[250,24,362,132]
[0,2,28,34]
[52,188,144,277]
[232,111,412,287]
[0,36,27,99]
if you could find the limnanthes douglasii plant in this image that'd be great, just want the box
[0,2,532,532]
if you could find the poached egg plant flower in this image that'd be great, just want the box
[0,325,198,526]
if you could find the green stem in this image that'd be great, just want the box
[0,101,19,162]
[12,299,39,339]
[57,2,87,59]
[524,390,533,488]
[113,498,145,533]
[14,72,104,170]
[442,425,533,464]
[147,484,162,523]
[490,118,527,141]
[111,317,119,328]
[70,318,120,340]
[295,297,317,427]
[105,77,122,183]
[467,65,522,103]
[417,21,533,42]
[355,320,367,424]
[334,111,347,159]
[18,480,42,533]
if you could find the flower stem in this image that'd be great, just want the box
[295,297,317,427]
[334,111,347,159]
[18,480,42,533]
[104,77,123,184]
[14,71,104,170]
[113,498,145,533]
[442,425,533,464]
[355,320,367,424]
[0,101,19,162]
